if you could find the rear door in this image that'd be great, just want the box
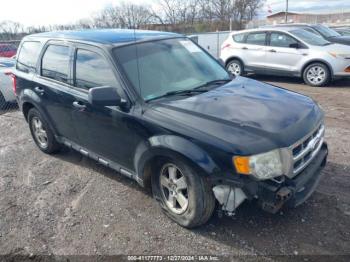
[241,31,268,71]
[265,31,307,73]
[33,41,79,142]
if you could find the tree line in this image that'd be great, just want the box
[0,0,264,41]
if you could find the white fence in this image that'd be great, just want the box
[188,31,232,59]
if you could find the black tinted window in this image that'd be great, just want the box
[246,32,266,45]
[75,49,116,90]
[233,33,245,43]
[42,45,70,83]
[17,42,41,72]
[270,32,298,48]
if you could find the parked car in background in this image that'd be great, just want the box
[333,27,350,36]
[14,30,327,228]
[0,57,16,109]
[0,43,17,58]
[220,27,350,87]
[272,24,350,46]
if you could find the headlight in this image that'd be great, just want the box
[233,149,283,180]
[329,52,350,59]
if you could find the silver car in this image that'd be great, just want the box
[0,57,16,109]
[220,27,350,87]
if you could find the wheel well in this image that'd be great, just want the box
[225,57,244,68]
[142,155,167,192]
[141,152,205,192]
[302,61,333,78]
[22,102,35,121]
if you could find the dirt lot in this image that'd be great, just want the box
[0,76,349,260]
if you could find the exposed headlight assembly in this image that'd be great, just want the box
[233,149,284,180]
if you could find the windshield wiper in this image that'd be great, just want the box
[146,79,232,102]
[146,89,205,102]
[193,78,231,90]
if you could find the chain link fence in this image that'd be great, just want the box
[0,41,20,114]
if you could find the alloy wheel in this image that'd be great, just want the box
[31,117,48,148]
[159,163,189,215]
[306,66,326,86]
[227,62,241,76]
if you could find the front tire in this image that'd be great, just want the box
[226,59,244,76]
[152,157,215,228]
[27,108,61,154]
[303,63,330,87]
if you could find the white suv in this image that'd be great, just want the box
[220,27,350,87]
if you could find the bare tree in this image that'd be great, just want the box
[0,21,24,40]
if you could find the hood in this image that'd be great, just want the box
[314,43,350,54]
[146,77,323,155]
[329,35,350,45]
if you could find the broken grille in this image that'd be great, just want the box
[292,124,325,175]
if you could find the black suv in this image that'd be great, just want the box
[14,29,328,228]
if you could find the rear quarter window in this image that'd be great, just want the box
[16,41,41,72]
[233,33,246,43]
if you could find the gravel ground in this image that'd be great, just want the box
[0,76,349,260]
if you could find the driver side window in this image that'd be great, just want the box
[75,49,117,90]
[270,32,298,48]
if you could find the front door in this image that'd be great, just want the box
[70,45,141,171]
[265,32,307,74]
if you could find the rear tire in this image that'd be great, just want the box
[303,63,330,87]
[226,59,244,76]
[151,157,215,228]
[0,91,7,110]
[27,108,61,154]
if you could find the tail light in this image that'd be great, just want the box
[221,43,231,50]
[5,71,17,94]
[345,66,350,73]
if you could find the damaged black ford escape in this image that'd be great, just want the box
[14,29,328,228]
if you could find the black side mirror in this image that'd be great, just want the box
[88,86,126,107]
[289,43,300,49]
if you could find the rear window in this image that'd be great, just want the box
[0,44,17,52]
[17,41,41,72]
[233,33,245,43]
[41,45,70,83]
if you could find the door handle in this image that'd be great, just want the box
[34,86,44,95]
[242,47,248,50]
[73,101,86,110]
[269,49,277,53]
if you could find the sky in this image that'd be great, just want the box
[0,0,350,27]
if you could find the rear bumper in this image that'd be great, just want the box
[212,143,328,214]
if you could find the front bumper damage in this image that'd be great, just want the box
[212,144,328,215]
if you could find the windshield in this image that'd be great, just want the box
[291,29,331,46]
[313,25,341,38]
[114,38,230,101]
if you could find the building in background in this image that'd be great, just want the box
[248,10,350,28]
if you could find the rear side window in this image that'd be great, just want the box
[75,49,116,90]
[17,41,41,72]
[233,33,245,43]
[246,32,266,45]
[41,45,70,83]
